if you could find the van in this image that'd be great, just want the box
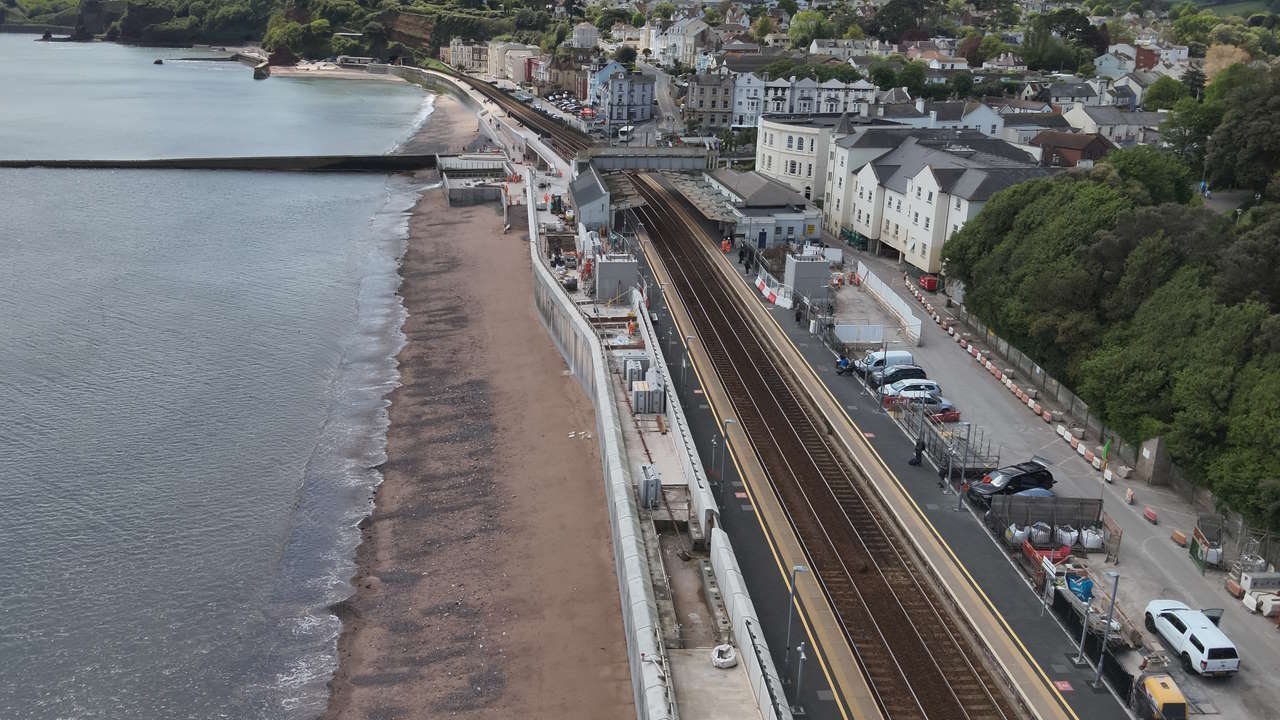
[854,349,913,377]
[868,364,926,389]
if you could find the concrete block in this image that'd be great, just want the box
[1051,410,1065,422]
[1042,411,1053,423]
[1226,578,1244,598]
[1171,530,1187,546]
[1056,424,1068,438]
[1143,506,1158,524]
[1114,465,1133,479]
[1070,427,1085,440]
[1077,442,1088,457]
[1125,488,1135,504]
[1027,397,1036,409]
[1091,456,1103,470]
[1003,368,1015,378]
[1025,388,1038,400]
[1033,402,1042,414]
[1084,450,1095,463]
[970,346,979,358]
[1103,468,1113,483]
[1017,390,1026,402]
[1070,436,1080,450]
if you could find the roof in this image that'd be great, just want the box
[1001,112,1070,128]
[1029,131,1114,151]
[860,135,1050,201]
[1048,82,1097,98]
[570,166,607,207]
[1076,105,1165,126]
[707,168,805,207]
[923,100,990,121]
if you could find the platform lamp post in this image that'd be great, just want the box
[680,334,694,392]
[792,641,808,716]
[720,418,736,487]
[955,421,972,512]
[1074,603,1093,667]
[784,564,810,672]
[1093,571,1120,689]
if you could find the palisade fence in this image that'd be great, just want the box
[949,304,1139,471]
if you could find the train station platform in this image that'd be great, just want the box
[713,249,1132,720]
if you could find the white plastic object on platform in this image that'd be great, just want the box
[711,644,739,669]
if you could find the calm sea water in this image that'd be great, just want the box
[0,35,431,718]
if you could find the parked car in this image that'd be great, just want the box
[869,364,927,389]
[925,397,961,423]
[1144,600,1240,676]
[881,379,941,400]
[854,349,914,377]
[967,458,1055,505]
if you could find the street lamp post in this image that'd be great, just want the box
[1075,603,1093,666]
[792,641,808,716]
[680,334,694,392]
[955,421,971,511]
[784,564,810,670]
[1093,571,1121,688]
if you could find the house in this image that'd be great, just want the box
[1062,103,1166,145]
[686,72,735,131]
[571,22,599,49]
[926,55,969,71]
[601,71,655,127]
[487,41,540,80]
[865,99,1004,137]
[448,37,489,74]
[570,165,610,231]
[1113,70,1161,108]
[732,72,766,128]
[1030,131,1115,167]
[651,16,710,67]
[981,53,1026,72]
[1047,81,1100,107]
[999,111,1071,143]
[588,59,625,104]
[985,97,1055,114]
[809,38,896,60]
[1094,50,1136,80]
[724,3,752,27]
[705,168,822,247]
[832,133,1052,272]
[756,113,856,200]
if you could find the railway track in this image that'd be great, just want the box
[632,173,1022,720]
[436,68,592,158]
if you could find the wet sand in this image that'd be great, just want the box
[322,93,633,719]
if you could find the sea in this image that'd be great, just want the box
[0,36,434,718]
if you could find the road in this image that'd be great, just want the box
[638,60,683,136]
[847,250,1280,719]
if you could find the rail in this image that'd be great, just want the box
[633,172,1020,720]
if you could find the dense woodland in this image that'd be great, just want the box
[943,65,1280,527]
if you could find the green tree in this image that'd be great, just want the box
[752,15,776,43]
[653,2,674,20]
[1142,75,1185,110]
[1105,145,1194,204]
[631,10,645,27]
[1206,68,1280,191]
[870,63,898,88]
[777,0,799,16]
[898,61,927,96]
[949,71,974,97]
[703,7,723,25]
[788,9,827,48]
[615,44,637,64]
[1161,95,1224,169]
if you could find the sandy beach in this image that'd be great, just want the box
[322,92,633,719]
[270,63,406,82]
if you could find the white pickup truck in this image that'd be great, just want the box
[1144,600,1240,677]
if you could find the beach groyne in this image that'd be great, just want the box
[0,154,437,172]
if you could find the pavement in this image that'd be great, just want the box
[638,61,685,136]
[832,249,1280,719]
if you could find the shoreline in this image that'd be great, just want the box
[321,93,633,719]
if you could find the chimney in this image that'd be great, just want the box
[929,110,937,127]
[877,105,885,117]
[915,97,926,113]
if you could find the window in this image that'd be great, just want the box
[789,160,797,174]
[1165,614,1186,634]
[787,135,794,149]
[927,191,933,203]
[786,226,795,237]
[896,199,902,211]
[913,212,919,225]
[809,138,814,151]
[806,164,812,177]
[955,198,961,210]
[837,176,843,189]
[1189,635,1205,654]
[916,187,921,198]
[920,243,927,256]
[804,186,811,199]
[835,199,840,211]
[991,124,997,134]
[766,156,772,169]
[924,218,930,230]
[857,209,862,221]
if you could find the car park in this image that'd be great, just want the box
[966,458,1055,505]
[869,364,927,389]
[1144,600,1240,676]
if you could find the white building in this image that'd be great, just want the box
[828,132,1052,272]
[602,71,655,126]
[449,37,489,73]
[487,41,540,80]
[873,99,1005,137]
[756,113,876,200]
[1095,49,1136,79]
[571,21,600,49]
[650,16,710,67]
[732,72,765,128]
[1062,103,1166,145]
[809,38,896,59]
